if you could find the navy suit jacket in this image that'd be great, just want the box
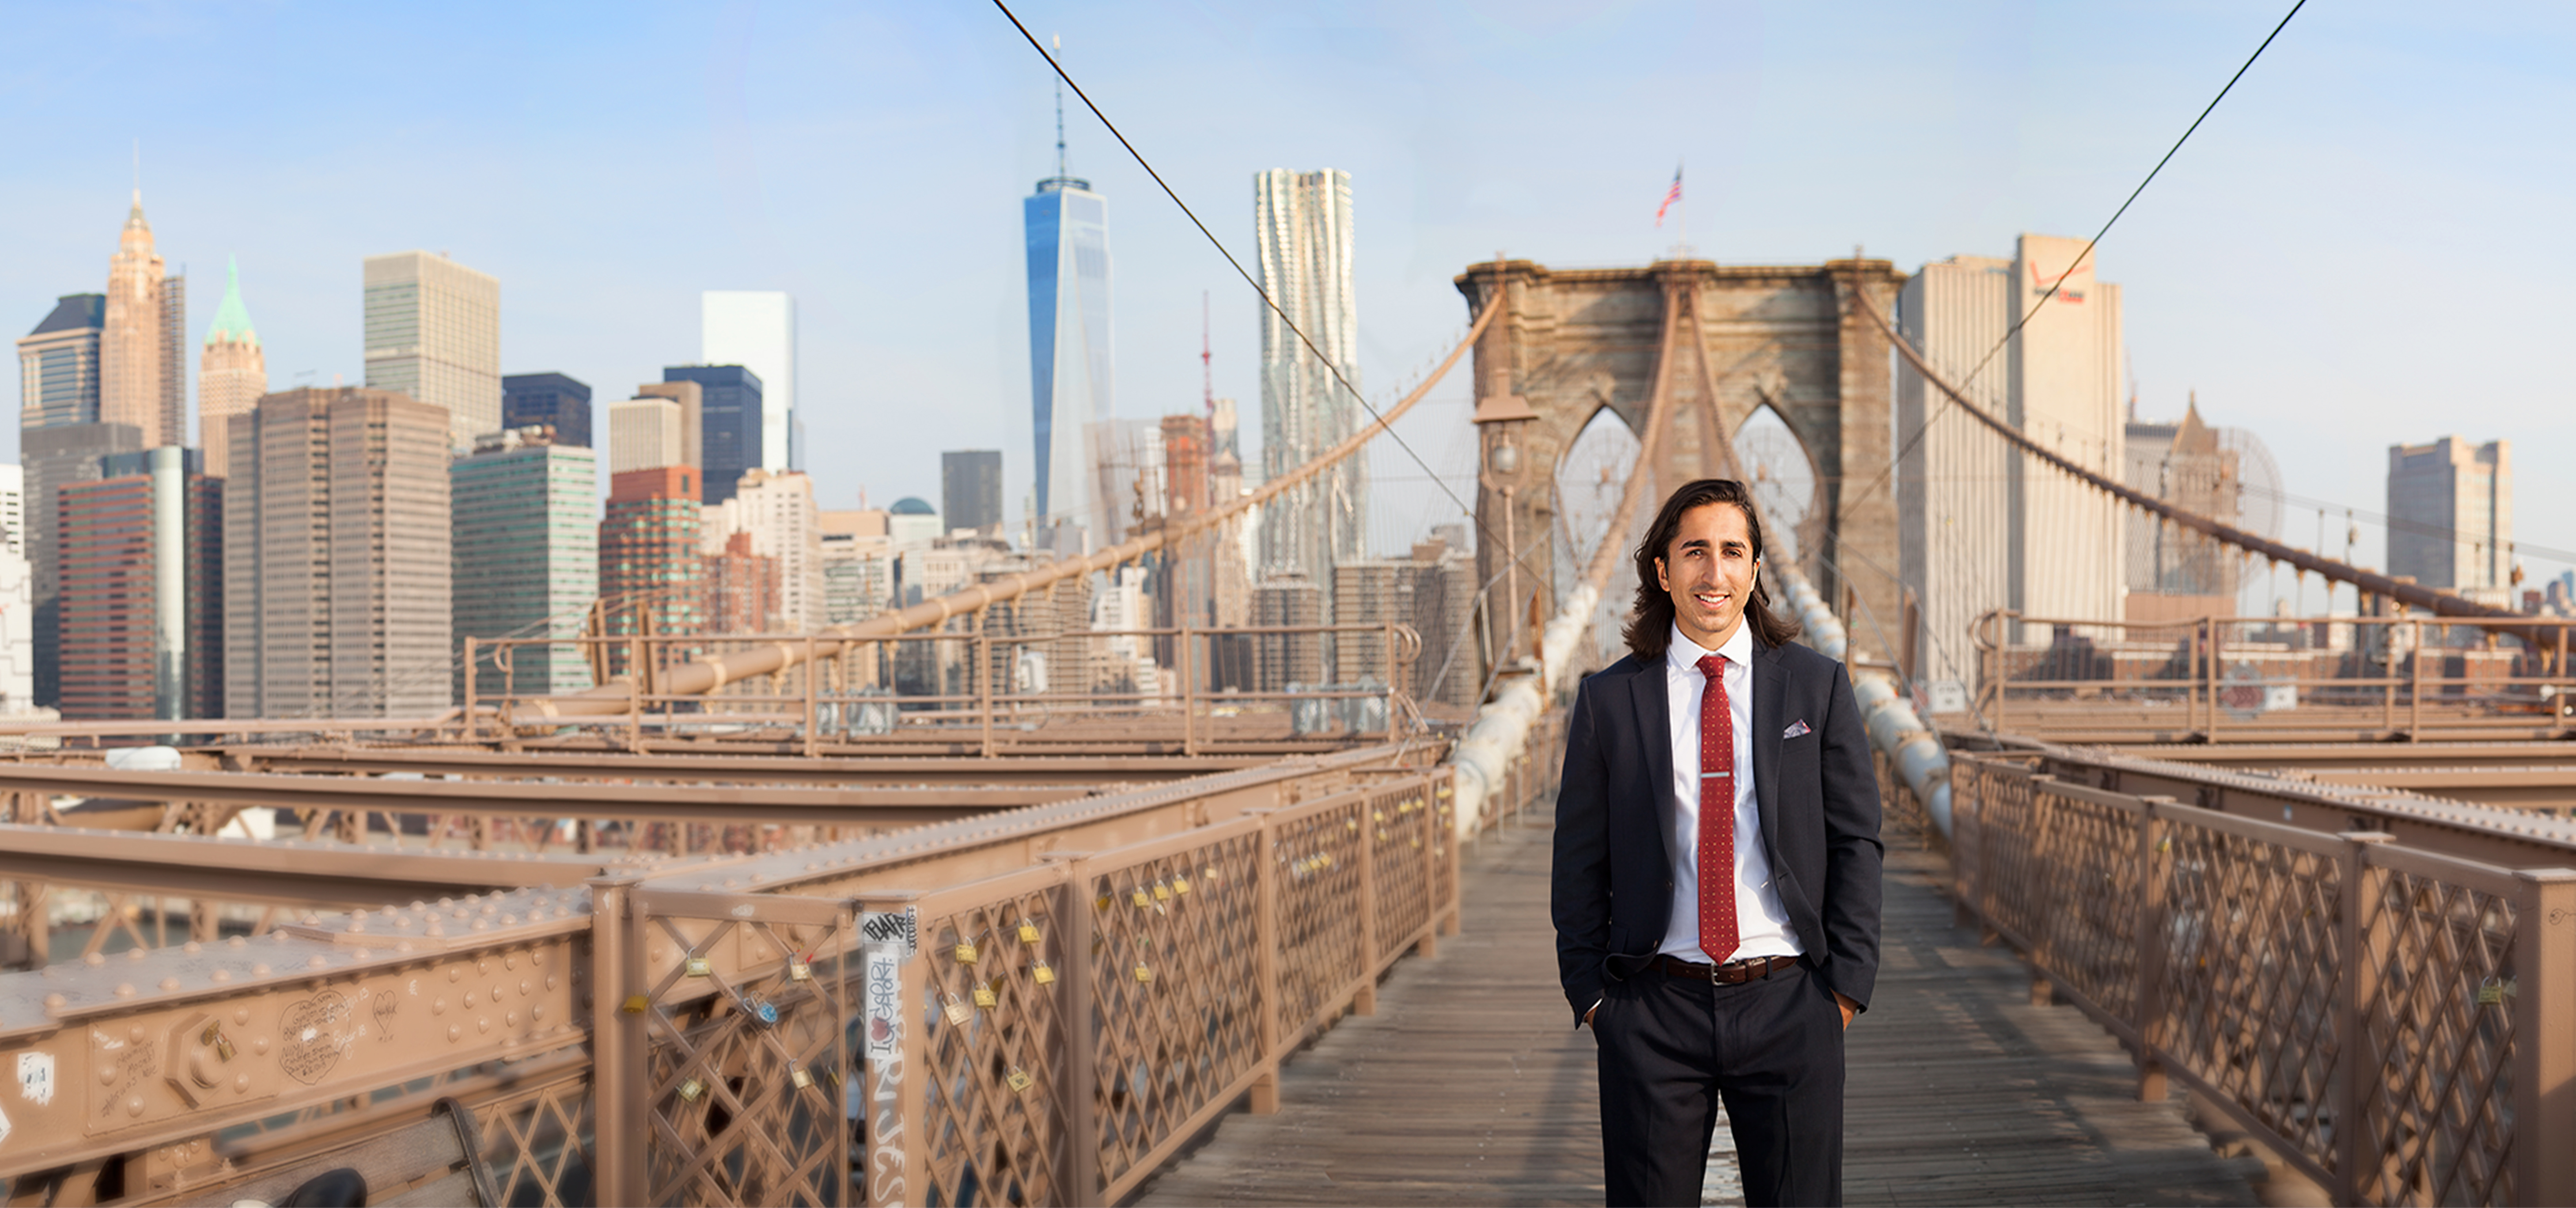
[1550,633,1884,1024]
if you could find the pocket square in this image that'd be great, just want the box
[1781,719,1812,739]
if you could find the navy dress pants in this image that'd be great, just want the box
[1592,959,1846,1207]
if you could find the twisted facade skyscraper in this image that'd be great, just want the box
[1254,169,1361,587]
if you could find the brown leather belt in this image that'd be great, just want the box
[1650,953,1800,985]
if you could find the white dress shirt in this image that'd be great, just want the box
[1658,621,1801,963]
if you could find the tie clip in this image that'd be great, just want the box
[1700,771,1730,778]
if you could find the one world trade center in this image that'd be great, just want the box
[1025,104,1112,554]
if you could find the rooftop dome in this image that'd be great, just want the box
[890,497,936,516]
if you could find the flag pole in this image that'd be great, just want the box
[1677,159,1686,256]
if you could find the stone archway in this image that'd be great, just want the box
[1454,256,1906,673]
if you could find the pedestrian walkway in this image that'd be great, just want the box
[1136,807,2265,1206]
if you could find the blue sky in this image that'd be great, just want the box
[7,1,2573,597]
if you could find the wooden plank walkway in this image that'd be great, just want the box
[1136,808,2265,1206]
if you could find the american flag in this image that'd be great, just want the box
[1654,167,1682,226]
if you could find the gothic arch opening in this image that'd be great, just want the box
[1735,404,1820,562]
[1554,404,1645,669]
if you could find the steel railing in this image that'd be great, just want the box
[1912,749,2576,1206]
[1972,611,2576,744]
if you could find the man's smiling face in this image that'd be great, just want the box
[1655,500,1758,651]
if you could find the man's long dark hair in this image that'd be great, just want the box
[1621,478,1803,662]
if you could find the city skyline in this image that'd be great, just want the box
[2,3,2572,583]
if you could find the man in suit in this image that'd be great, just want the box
[1552,478,1884,1207]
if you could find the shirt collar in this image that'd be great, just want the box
[1666,620,1754,675]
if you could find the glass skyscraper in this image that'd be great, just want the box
[664,364,764,506]
[1026,167,1112,550]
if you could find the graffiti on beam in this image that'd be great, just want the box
[281,991,355,1085]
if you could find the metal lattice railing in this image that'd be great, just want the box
[1942,751,2576,1206]
[580,762,1462,1207]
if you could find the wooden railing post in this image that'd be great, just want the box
[1442,766,1464,935]
[587,873,649,1208]
[1179,625,1197,757]
[1251,814,1283,1115]
[1355,804,1379,1016]
[2204,617,2222,742]
[977,634,995,758]
[803,635,818,758]
[2334,831,2395,1206]
[1417,776,1441,958]
[2134,801,2176,1101]
[1046,856,1105,1203]
[2512,867,2576,1206]
[2409,619,2425,740]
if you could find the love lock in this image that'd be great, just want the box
[163,1011,277,1109]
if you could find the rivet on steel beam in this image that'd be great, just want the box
[227,936,246,948]
[307,956,328,969]
[210,970,232,983]
[158,978,179,992]
[125,947,146,961]
[42,994,64,1010]
[82,953,104,967]
[251,964,270,977]
[183,941,201,954]
[114,983,135,998]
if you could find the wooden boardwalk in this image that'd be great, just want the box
[1136,810,2265,1206]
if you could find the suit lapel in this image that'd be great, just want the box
[1751,636,1787,857]
[1629,657,1674,863]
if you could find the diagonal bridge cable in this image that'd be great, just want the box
[991,0,1526,572]
[1847,0,2306,516]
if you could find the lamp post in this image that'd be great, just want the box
[1474,391,1539,678]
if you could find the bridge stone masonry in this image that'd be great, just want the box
[1455,257,1906,661]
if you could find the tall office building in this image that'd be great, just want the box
[1896,234,2125,680]
[1026,145,1113,551]
[501,372,592,448]
[598,466,706,676]
[58,448,219,720]
[224,387,452,718]
[608,395,687,475]
[633,380,702,470]
[0,464,33,716]
[942,450,1003,537]
[102,193,185,448]
[19,294,106,429]
[701,292,795,471]
[1253,168,1362,590]
[24,422,143,707]
[2388,436,2512,599]
[198,258,266,477]
[452,427,598,698]
[21,292,119,707]
[663,365,762,506]
[363,251,500,449]
[704,468,823,630]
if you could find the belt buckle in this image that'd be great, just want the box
[1708,958,1733,984]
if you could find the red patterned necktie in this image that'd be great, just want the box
[1694,653,1739,964]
